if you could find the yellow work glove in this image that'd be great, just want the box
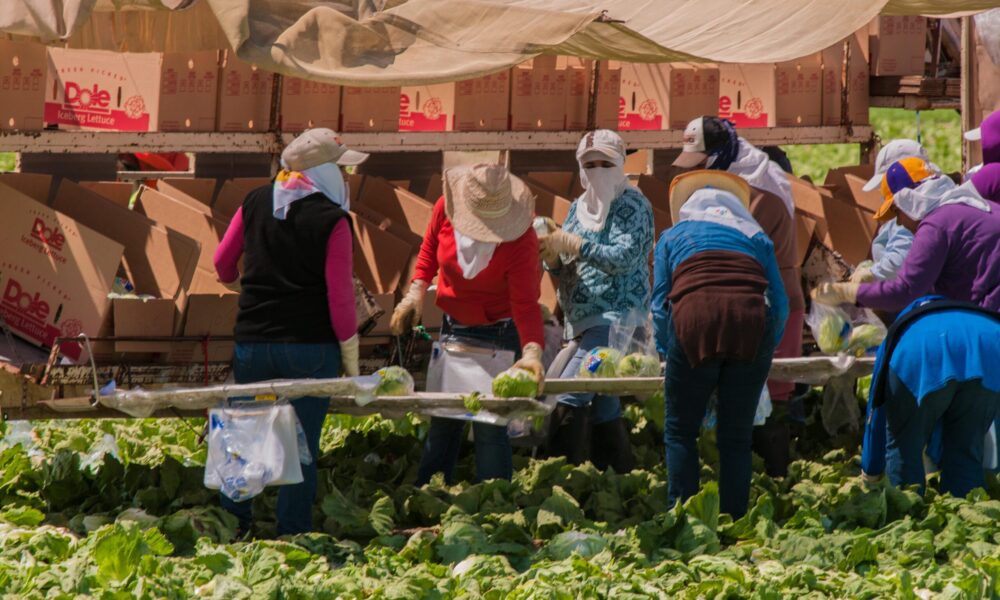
[811,282,860,306]
[849,265,876,284]
[545,229,584,258]
[339,334,360,377]
[390,280,427,335]
[511,342,545,395]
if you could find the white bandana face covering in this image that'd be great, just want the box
[453,228,498,279]
[576,148,628,232]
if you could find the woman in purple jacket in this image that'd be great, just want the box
[814,157,1000,311]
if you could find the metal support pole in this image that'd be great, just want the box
[587,60,602,131]
[961,16,975,173]
[269,73,284,176]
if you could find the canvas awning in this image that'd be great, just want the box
[3,0,999,85]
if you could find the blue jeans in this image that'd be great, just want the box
[663,324,776,518]
[885,373,1000,497]
[415,318,520,485]
[221,341,340,536]
[556,325,623,425]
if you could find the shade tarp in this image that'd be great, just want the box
[4,0,1000,85]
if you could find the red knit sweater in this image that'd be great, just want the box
[413,198,544,348]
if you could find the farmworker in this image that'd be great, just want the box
[673,116,801,478]
[213,128,367,536]
[538,129,654,472]
[851,139,940,284]
[813,157,1000,313]
[964,110,1000,201]
[653,171,788,517]
[391,164,545,485]
[860,296,1000,497]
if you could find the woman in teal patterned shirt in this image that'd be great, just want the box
[539,129,655,472]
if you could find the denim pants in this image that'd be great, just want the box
[555,325,623,425]
[885,373,1000,498]
[415,318,520,486]
[663,322,777,518]
[220,341,340,536]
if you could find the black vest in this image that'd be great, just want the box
[234,186,350,343]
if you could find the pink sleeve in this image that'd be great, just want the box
[214,206,245,284]
[326,219,358,342]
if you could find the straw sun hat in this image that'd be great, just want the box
[443,164,535,243]
[669,170,751,223]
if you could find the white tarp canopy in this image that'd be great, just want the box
[2,0,998,85]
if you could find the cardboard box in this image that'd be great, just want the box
[341,86,400,132]
[45,48,161,131]
[157,178,219,213]
[795,213,818,266]
[525,170,582,199]
[539,272,559,314]
[355,176,434,241]
[422,289,445,331]
[636,174,671,216]
[566,59,621,131]
[79,181,135,208]
[217,50,273,132]
[51,180,200,303]
[399,83,455,132]
[788,175,876,266]
[165,290,239,363]
[719,57,822,128]
[523,179,572,225]
[454,71,511,131]
[281,77,341,132]
[0,173,53,204]
[870,16,927,77]
[113,298,175,353]
[619,62,720,131]
[823,165,881,213]
[352,212,413,295]
[369,293,394,336]
[821,29,870,126]
[215,178,272,220]
[0,182,123,360]
[0,40,47,131]
[159,51,219,131]
[510,56,567,131]
[425,174,443,203]
[132,185,229,278]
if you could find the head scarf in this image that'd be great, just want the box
[704,119,740,172]
[893,176,991,221]
[272,161,349,220]
[678,187,764,239]
[576,148,628,232]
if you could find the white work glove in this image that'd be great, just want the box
[849,265,876,284]
[811,282,860,306]
[390,280,428,335]
[535,218,561,267]
[218,277,241,293]
[339,334,360,377]
[544,229,584,258]
[511,342,545,395]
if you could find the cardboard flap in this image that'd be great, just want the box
[351,212,413,295]
[636,174,670,214]
[79,181,135,208]
[113,298,176,352]
[824,166,882,214]
[133,186,229,273]
[158,178,219,213]
[52,179,200,300]
[0,173,53,205]
[523,179,572,226]
[355,175,434,241]
[215,177,272,220]
[425,173,443,203]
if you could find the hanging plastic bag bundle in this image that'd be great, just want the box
[807,299,886,356]
[608,308,662,377]
[204,404,304,501]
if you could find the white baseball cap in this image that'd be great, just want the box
[673,117,733,168]
[281,128,369,171]
[861,139,932,191]
[576,129,627,164]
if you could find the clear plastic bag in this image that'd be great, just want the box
[807,302,886,357]
[608,309,662,377]
[204,404,303,501]
[702,386,772,430]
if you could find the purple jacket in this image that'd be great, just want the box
[972,111,1000,200]
[856,201,1000,311]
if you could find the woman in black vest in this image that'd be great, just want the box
[213,129,368,535]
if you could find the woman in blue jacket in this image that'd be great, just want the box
[652,171,788,517]
[861,296,1000,497]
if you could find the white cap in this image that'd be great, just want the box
[861,139,931,191]
[576,129,627,164]
[672,118,710,168]
[965,127,982,141]
[281,128,369,172]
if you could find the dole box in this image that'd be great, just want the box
[0,182,124,360]
[45,48,161,131]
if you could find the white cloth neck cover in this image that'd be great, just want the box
[720,139,794,216]
[453,227,498,279]
[273,161,349,220]
[893,176,991,221]
[678,188,764,239]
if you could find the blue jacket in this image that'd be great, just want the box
[652,220,788,355]
[861,296,1000,475]
[870,218,914,281]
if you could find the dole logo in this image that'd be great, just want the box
[31,218,65,251]
[64,82,112,111]
[3,278,50,321]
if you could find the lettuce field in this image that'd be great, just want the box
[1,392,1000,599]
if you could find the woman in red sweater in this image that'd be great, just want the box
[391,164,545,484]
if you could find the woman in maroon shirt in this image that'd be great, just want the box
[391,164,545,484]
